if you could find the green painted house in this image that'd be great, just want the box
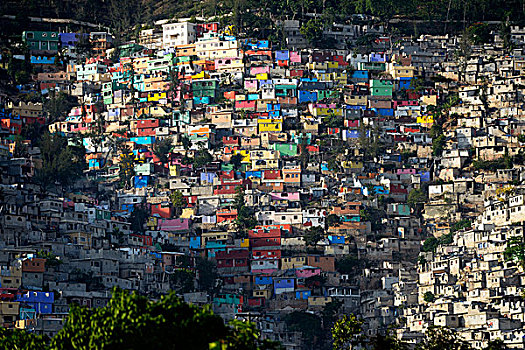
[192,79,218,100]
[273,143,298,157]
[23,31,59,52]
[318,90,339,100]
[370,80,393,97]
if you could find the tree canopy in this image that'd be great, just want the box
[331,314,364,350]
[415,326,471,350]
[504,236,525,268]
[35,132,85,190]
[233,186,258,235]
[0,288,280,350]
[170,190,187,216]
[153,138,174,163]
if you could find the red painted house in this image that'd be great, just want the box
[223,136,240,146]
[151,203,173,218]
[248,227,282,248]
[251,248,281,260]
[214,178,250,195]
[216,209,237,223]
[216,250,250,273]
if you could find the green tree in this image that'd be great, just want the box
[299,136,310,169]
[408,188,426,207]
[324,112,344,128]
[360,206,384,231]
[196,257,218,292]
[422,237,439,252]
[500,18,513,53]
[13,138,28,158]
[118,146,135,189]
[20,122,45,145]
[336,255,359,275]
[35,132,85,190]
[331,314,364,350]
[181,134,191,151]
[0,327,47,350]
[467,23,491,45]
[416,326,471,350]
[326,214,340,228]
[153,138,173,163]
[169,269,195,293]
[230,153,244,171]
[129,203,148,234]
[327,157,340,173]
[371,332,408,350]
[430,124,445,156]
[300,19,324,46]
[36,250,62,268]
[213,319,282,350]
[418,255,427,265]
[354,33,379,54]
[45,90,78,123]
[423,291,436,303]
[170,190,187,216]
[322,300,343,329]
[48,287,273,350]
[473,157,513,171]
[485,339,505,350]
[432,134,446,156]
[233,186,258,235]
[284,311,323,349]
[450,220,471,233]
[504,236,525,268]
[193,148,214,169]
[304,226,324,246]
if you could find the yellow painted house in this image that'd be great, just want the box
[181,208,194,219]
[417,115,434,126]
[316,72,331,81]
[249,150,280,161]
[148,92,167,102]
[306,62,328,70]
[331,72,347,85]
[191,71,210,80]
[147,217,158,230]
[251,158,279,170]
[256,73,269,80]
[233,149,251,163]
[250,149,280,170]
[327,61,339,69]
[281,256,306,270]
[308,296,333,307]
[344,95,367,106]
[390,65,415,79]
[421,95,438,106]
[66,232,91,248]
[133,56,150,74]
[311,106,343,117]
[342,160,364,169]
[258,118,283,133]
[169,164,179,176]
[253,289,271,299]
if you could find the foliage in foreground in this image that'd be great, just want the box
[1,288,280,350]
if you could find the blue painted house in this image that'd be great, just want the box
[295,290,311,300]
[274,278,295,295]
[16,291,54,314]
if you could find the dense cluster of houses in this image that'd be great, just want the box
[1,17,525,348]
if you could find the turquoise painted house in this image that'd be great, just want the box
[272,143,298,157]
[370,80,393,97]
